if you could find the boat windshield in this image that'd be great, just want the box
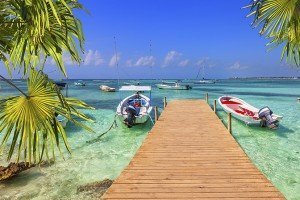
[128,99,147,107]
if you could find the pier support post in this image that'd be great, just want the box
[228,113,232,134]
[164,97,167,108]
[205,93,209,103]
[213,99,217,113]
[154,106,158,122]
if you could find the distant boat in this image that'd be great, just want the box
[117,85,153,128]
[194,62,215,84]
[218,96,282,129]
[57,115,68,128]
[194,79,215,84]
[297,98,300,102]
[100,85,116,92]
[156,82,191,90]
[123,81,140,86]
[55,81,67,89]
[74,81,86,86]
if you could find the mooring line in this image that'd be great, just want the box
[86,114,118,144]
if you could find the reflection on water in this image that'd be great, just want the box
[0,79,300,199]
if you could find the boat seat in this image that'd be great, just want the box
[139,107,147,115]
[122,106,147,116]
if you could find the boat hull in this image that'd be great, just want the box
[194,80,215,84]
[156,84,191,90]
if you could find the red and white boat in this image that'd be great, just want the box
[218,96,282,128]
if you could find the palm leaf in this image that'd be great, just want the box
[0,0,85,76]
[0,70,94,164]
[247,0,300,66]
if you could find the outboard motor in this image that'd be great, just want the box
[124,105,137,128]
[186,85,192,90]
[258,107,278,129]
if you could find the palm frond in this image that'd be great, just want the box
[0,70,94,164]
[247,0,300,66]
[0,0,85,76]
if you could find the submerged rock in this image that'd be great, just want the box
[0,162,35,181]
[77,179,113,198]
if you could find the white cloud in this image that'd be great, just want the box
[229,61,248,70]
[162,50,182,67]
[178,59,189,67]
[134,56,155,67]
[62,54,75,65]
[50,50,105,67]
[83,50,104,66]
[109,53,121,67]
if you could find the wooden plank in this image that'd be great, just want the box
[103,100,285,199]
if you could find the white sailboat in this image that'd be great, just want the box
[194,63,215,84]
[117,85,153,128]
[196,78,215,84]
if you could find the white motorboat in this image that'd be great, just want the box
[100,85,116,92]
[117,86,153,128]
[74,81,86,86]
[218,96,282,129]
[156,82,191,90]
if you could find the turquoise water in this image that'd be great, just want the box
[0,79,299,199]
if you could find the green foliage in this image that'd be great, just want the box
[247,0,300,66]
[0,70,94,163]
[0,0,94,164]
[0,0,84,75]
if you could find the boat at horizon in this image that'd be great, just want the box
[194,78,215,84]
[55,81,67,89]
[156,82,191,90]
[74,81,86,86]
[100,85,116,92]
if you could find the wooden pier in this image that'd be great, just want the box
[103,100,284,199]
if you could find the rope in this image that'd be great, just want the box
[86,114,118,144]
[147,112,155,125]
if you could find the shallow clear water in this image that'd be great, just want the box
[0,79,299,199]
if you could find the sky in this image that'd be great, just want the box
[2,0,300,79]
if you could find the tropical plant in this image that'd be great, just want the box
[0,0,84,75]
[0,0,93,164]
[246,0,300,66]
[0,70,94,163]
